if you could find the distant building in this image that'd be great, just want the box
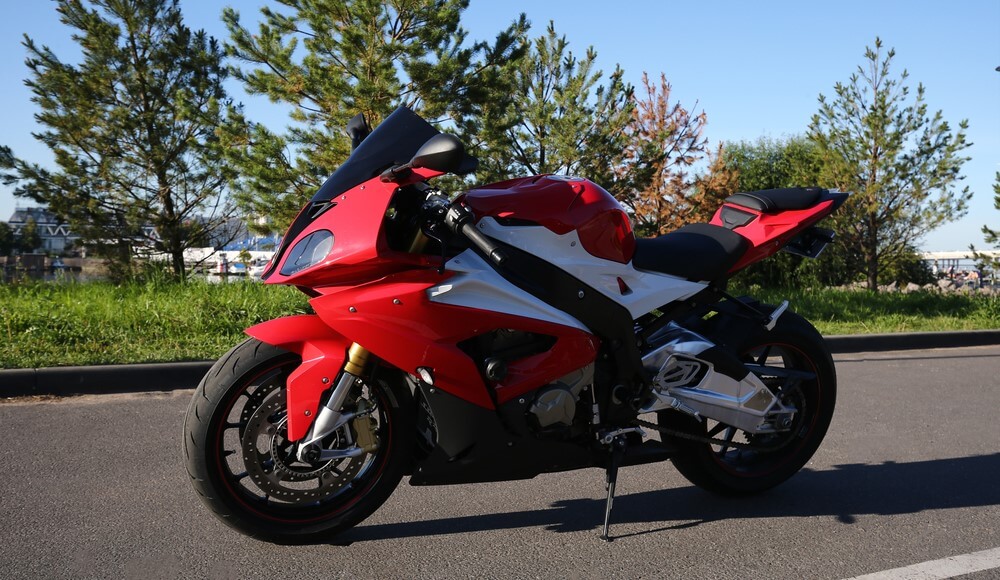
[6,207,79,254]
[5,206,266,257]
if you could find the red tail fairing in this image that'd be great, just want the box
[709,188,847,273]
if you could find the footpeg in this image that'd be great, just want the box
[598,426,646,445]
[765,300,789,331]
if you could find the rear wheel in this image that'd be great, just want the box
[661,312,836,495]
[183,338,413,543]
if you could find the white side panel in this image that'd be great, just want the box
[429,250,589,332]
[476,217,708,319]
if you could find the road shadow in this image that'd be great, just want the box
[340,453,1000,543]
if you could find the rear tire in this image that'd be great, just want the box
[183,338,413,543]
[661,311,836,495]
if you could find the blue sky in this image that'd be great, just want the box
[1,0,997,251]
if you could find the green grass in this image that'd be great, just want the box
[746,287,1000,335]
[0,279,308,369]
[0,281,997,369]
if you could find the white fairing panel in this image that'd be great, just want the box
[476,217,708,319]
[428,250,590,332]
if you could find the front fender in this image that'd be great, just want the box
[246,315,352,441]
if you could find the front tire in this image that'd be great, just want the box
[661,311,836,495]
[183,338,413,543]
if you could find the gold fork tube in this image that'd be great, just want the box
[343,342,371,376]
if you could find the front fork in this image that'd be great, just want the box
[295,227,427,462]
[295,343,373,462]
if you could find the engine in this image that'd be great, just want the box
[528,364,594,428]
[456,328,595,432]
[639,322,795,434]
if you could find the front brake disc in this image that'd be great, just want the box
[240,390,364,504]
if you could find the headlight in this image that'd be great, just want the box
[279,230,334,276]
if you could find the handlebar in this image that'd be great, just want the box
[444,203,507,266]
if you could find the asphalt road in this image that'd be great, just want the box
[2,346,1000,579]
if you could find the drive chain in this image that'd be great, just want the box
[636,418,795,452]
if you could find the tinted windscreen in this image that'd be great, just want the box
[262,107,462,281]
[311,107,441,203]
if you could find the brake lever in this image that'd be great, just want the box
[418,193,452,273]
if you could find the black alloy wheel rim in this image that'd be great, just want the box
[706,342,821,477]
[212,362,392,523]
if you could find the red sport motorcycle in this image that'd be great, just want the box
[183,107,847,543]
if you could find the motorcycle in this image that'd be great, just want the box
[183,107,847,543]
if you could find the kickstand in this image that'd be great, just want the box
[600,435,627,542]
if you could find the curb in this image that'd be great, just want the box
[824,329,1000,354]
[1,361,212,398]
[2,330,999,398]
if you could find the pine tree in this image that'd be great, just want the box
[981,173,1000,247]
[220,0,529,233]
[618,72,708,236]
[809,38,971,291]
[0,0,237,279]
[971,67,1000,277]
[971,171,1000,276]
[474,22,633,188]
[690,144,739,225]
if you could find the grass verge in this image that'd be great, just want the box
[747,287,1000,335]
[0,279,308,369]
[1,281,998,369]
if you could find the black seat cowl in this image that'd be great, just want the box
[725,187,827,213]
[632,223,749,282]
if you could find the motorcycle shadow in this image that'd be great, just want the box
[343,453,1000,543]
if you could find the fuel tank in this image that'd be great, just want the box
[461,175,636,264]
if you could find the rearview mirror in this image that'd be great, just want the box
[346,113,371,151]
[410,134,465,174]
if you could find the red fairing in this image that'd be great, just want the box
[245,315,353,441]
[463,175,636,263]
[710,200,835,272]
[309,269,599,408]
[265,168,444,287]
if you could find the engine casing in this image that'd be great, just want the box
[529,363,594,428]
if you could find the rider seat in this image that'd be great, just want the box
[632,223,749,282]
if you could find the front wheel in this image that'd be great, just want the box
[661,311,836,495]
[183,338,414,543]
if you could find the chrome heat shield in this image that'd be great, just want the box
[638,323,793,434]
